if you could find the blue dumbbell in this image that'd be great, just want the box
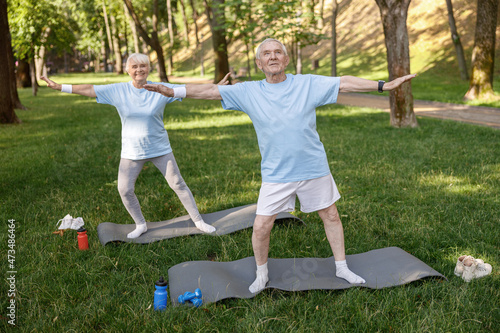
[177,288,202,304]
[191,297,203,307]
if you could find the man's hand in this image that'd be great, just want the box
[143,84,174,97]
[339,74,417,93]
[40,76,61,91]
[384,74,417,91]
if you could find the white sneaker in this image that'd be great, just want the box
[461,256,493,282]
[71,217,85,230]
[473,260,492,280]
[462,260,477,282]
[57,214,73,230]
[454,255,472,277]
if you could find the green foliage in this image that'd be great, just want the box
[0,74,499,331]
[8,0,77,58]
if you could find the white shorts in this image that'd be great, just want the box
[256,174,341,216]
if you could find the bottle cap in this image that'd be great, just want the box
[77,227,87,233]
[155,276,168,287]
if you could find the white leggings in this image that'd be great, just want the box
[117,153,202,225]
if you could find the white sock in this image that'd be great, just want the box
[249,262,269,293]
[194,220,216,233]
[127,224,147,239]
[335,260,366,284]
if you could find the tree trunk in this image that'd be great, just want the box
[16,58,31,88]
[205,0,230,83]
[189,0,203,75]
[100,28,107,72]
[110,13,123,74]
[464,0,498,100]
[30,56,38,96]
[375,0,417,128]
[296,41,302,74]
[166,0,174,75]
[200,32,205,77]
[102,0,115,71]
[331,0,338,76]
[123,2,140,53]
[190,0,200,46]
[445,0,468,81]
[6,30,25,109]
[123,0,168,82]
[35,27,51,82]
[0,0,21,123]
[179,0,190,45]
[245,41,252,79]
[318,0,325,29]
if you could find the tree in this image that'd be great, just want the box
[102,0,115,71]
[123,0,169,82]
[9,0,75,92]
[166,0,174,75]
[464,0,498,100]
[123,1,140,53]
[375,0,417,128]
[330,0,351,77]
[188,0,204,75]
[331,0,339,76]
[225,0,259,78]
[204,0,230,83]
[110,8,123,74]
[1,0,21,123]
[317,0,325,29]
[445,0,468,81]
[178,0,190,45]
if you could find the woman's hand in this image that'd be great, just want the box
[217,72,231,85]
[40,76,61,91]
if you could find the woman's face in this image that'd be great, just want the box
[128,59,149,83]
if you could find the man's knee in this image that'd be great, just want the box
[253,215,276,237]
[319,204,341,224]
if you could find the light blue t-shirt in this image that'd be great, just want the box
[94,81,182,160]
[219,74,340,183]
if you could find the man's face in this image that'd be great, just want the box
[256,41,290,75]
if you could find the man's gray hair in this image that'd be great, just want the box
[125,53,150,72]
[255,38,288,60]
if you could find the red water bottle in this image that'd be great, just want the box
[77,227,89,250]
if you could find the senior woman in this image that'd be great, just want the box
[41,53,221,239]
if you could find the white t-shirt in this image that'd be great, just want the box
[94,81,182,160]
[218,74,340,183]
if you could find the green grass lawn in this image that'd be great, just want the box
[1,77,499,332]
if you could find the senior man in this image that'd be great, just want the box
[145,38,416,293]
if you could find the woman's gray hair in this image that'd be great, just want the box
[125,53,150,72]
[255,38,288,59]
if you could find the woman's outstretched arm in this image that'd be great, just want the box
[41,76,97,98]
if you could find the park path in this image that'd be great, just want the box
[169,76,500,129]
[337,93,500,129]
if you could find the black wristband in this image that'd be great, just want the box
[378,80,385,93]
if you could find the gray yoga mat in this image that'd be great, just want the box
[168,247,446,306]
[97,204,303,245]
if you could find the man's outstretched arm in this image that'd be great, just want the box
[143,73,230,100]
[339,74,416,93]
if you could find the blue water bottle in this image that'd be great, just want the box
[154,276,168,311]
